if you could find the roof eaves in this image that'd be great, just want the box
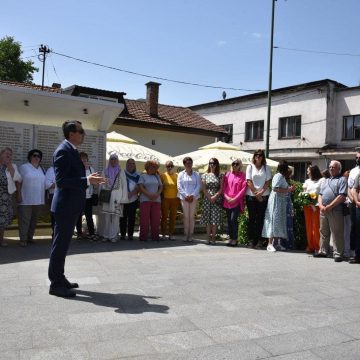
[189,79,347,110]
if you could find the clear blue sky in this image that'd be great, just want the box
[2,0,360,106]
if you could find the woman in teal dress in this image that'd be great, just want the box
[262,161,295,252]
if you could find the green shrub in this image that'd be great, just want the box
[291,181,307,250]
[237,209,249,246]
[236,181,307,250]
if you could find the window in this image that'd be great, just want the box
[218,124,233,143]
[343,115,360,140]
[245,120,264,141]
[287,161,311,183]
[279,115,301,139]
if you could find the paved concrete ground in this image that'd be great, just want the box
[1,233,360,360]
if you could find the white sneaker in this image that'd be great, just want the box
[110,238,118,243]
[267,244,277,252]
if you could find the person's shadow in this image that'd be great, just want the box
[71,289,169,314]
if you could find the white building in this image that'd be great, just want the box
[0,81,226,169]
[190,79,360,181]
[0,81,124,170]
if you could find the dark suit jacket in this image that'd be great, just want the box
[51,140,87,214]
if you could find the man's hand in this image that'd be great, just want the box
[89,173,106,185]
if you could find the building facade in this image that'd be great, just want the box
[190,79,360,181]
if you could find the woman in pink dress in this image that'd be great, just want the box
[223,159,247,246]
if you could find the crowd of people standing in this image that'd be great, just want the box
[1,142,360,265]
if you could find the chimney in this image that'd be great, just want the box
[146,81,161,117]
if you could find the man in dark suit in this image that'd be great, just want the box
[48,120,105,297]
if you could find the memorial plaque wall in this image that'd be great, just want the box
[35,125,106,171]
[0,121,33,165]
[0,122,106,172]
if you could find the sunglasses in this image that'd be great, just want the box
[209,162,216,166]
[32,154,41,158]
[232,162,240,166]
[356,157,360,160]
[166,165,174,168]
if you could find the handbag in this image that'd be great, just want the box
[99,171,120,204]
[99,189,111,203]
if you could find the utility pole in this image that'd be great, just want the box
[39,44,50,90]
[265,0,276,158]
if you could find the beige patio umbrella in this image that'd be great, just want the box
[172,141,279,171]
[106,131,171,169]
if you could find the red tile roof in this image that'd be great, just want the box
[118,99,227,135]
[0,80,62,93]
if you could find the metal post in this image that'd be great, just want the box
[265,0,276,158]
[39,45,50,90]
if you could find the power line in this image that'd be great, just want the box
[50,50,264,92]
[23,55,38,59]
[49,53,61,83]
[275,46,360,57]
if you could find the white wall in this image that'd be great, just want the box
[110,124,215,157]
[335,88,360,149]
[196,89,328,156]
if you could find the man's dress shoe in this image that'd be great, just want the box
[64,279,79,289]
[49,287,76,298]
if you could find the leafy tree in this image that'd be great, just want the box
[0,36,38,83]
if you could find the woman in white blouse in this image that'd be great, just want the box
[177,157,201,242]
[245,150,272,248]
[302,165,323,253]
[18,149,46,247]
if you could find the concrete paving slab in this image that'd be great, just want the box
[1,234,360,359]
[310,340,360,360]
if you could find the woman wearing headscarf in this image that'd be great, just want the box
[223,159,247,246]
[97,153,128,242]
[0,147,21,247]
[120,158,140,241]
[201,158,224,245]
[75,152,97,240]
[17,149,46,247]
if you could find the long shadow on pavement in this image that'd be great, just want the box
[0,238,201,265]
[71,289,169,314]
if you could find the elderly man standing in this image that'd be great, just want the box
[314,160,347,262]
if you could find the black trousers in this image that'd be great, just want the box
[76,198,95,236]
[353,205,360,258]
[120,200,139,237]
[349,202,357,252]
[246,195,268,246]
[48,210,80,288]
[226,205,241,240]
